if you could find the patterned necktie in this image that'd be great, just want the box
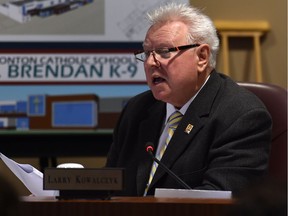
[144,111,183,195]
[159,111,183,159]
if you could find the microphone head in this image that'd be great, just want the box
[145,142,154,153]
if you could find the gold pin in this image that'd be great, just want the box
[185,124,194,134]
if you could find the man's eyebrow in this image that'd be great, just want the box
[143,43,174,50]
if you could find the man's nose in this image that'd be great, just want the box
[146,51,161,67]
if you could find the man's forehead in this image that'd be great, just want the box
[144,22,187,47]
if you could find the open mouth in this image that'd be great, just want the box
[153,76,166,84]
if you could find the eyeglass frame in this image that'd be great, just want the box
[134,44,200,62]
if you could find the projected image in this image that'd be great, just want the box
[0,0,188,41]
[0,90,133,130]
[0,0,94,23]
[0,0,104,39]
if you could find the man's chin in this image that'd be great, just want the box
[151,90,169,103]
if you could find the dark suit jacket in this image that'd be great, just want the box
[106,71,272,196]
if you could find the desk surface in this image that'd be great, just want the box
[20,196,234,216]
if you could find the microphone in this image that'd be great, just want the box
[145,142,191,190]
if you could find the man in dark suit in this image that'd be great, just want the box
[106,3,272,196]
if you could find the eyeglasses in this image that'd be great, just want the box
[134,44,200,62]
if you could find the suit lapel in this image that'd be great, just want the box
[148,71,223,190]
[136,101,165,195]
[149,111,205,188]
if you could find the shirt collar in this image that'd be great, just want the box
[165,75,210,123]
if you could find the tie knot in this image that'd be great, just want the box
[167,111,183,129]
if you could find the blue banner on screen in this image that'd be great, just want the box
[52,101,97,127]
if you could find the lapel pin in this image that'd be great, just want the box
[184,124,194,134]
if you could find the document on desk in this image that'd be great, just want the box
[0,152,58,196]
[155,188,232,199]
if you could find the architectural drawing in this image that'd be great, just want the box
[0,0,93,23]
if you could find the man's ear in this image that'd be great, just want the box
[196,44,210,72]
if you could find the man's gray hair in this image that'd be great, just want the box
[147,3,219,68]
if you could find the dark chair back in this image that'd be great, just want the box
[238,82,287,182]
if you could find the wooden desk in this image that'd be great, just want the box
[19,196,234,216]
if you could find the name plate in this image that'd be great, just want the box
[44,168,124,191]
